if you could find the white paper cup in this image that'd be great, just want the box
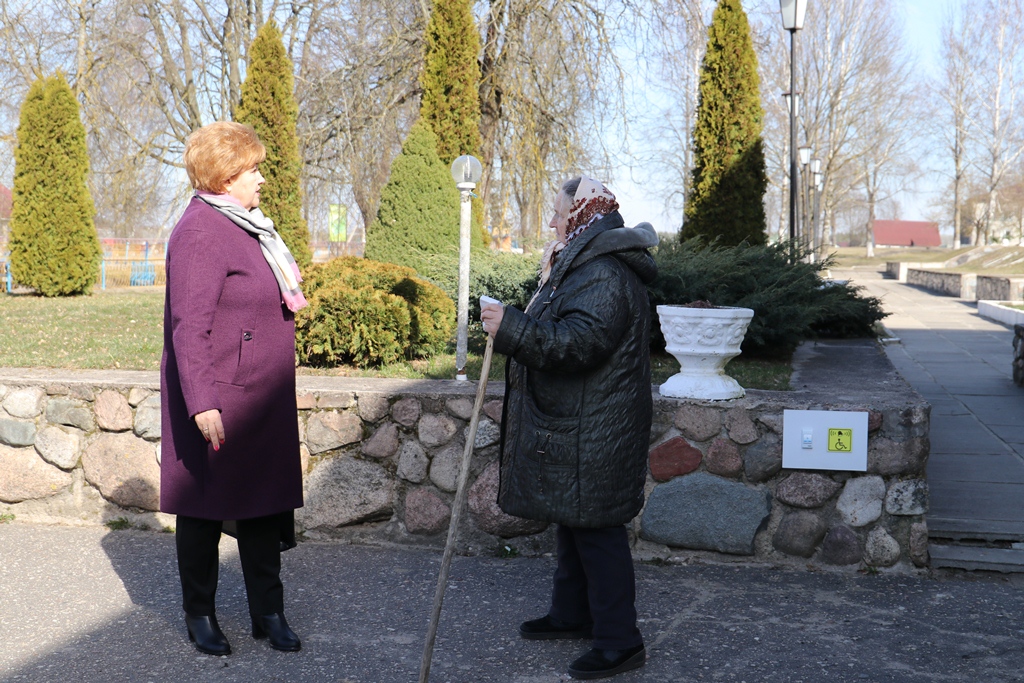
[480,295,500,307]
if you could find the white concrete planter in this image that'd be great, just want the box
[657,305,754,400]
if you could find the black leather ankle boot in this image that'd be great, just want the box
[252,612,301,652]
[185,614,231,656]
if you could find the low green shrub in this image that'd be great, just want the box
[650,239,886,356]
[297,257,455,366]
[297,282,411,366]
[420,249,539,319]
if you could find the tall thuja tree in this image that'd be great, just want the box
[235,21,312,269]
[682,0,767,246]
[365,120,460,274]
[420,0,487,248]
[9,74,100,296]
[421,0,482,165]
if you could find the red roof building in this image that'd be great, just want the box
[873,220,941,247]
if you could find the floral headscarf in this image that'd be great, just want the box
[537,177,620,290]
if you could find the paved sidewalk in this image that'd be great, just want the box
[837,267,1024,567]
[3,523,1024,683]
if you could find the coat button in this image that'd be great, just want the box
[243,332,253,341]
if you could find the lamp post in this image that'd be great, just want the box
[780,0,807,254]
[810,158,822,258]
[798,145,812,247]
[450,154,483,381]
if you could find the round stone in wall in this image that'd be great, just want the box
[836,476,885,527]
[429,442,463,492]
[34,426,82,470]
[864,527,901,567]
[300,456,395,529]
[81,432,160,511]
[776,472,841,509]
[772,510,827,558]
[468,461,548,538]
[884,479,928,516]
[820,525,861,566]
[396,441,429,483]
[404,488,450,535]
[2,386,45,419]
[0,444,73,503]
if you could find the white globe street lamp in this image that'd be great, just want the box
[450,155,483,381]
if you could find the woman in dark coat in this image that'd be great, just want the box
[160,121,306,656]
[481,176,658,680]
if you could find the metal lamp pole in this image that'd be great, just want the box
[780,0,807,255]
[450,155,483,381]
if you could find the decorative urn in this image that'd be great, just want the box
[656,304,755,400]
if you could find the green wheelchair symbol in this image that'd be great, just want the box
[828,428,852,453]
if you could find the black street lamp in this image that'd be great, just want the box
[780,0,808,249]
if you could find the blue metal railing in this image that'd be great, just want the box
[0,258,164,293]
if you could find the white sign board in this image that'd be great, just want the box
[782,409,868,472]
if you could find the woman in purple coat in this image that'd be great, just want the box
[160,122,306,656]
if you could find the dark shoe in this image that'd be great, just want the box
[568,645,646,679]
[519,615,594,640]
[252,612,301,652]
[185,614,231,656]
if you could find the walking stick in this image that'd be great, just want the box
[419,336,495,683]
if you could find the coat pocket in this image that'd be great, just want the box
[231,329,256,386]
[502,398,580,523]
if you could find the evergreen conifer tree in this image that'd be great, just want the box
[420,0,488,248]
[421,0,482,166]
[9,74,100,296]
[364,120,461,274]
[682,0,768,246]
[235,21,312,268]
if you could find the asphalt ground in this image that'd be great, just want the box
[2,523,1024,683]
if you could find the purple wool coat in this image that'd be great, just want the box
[159,198,303,521]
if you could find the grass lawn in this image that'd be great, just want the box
[824,246,973,268]
[0,288,793,389]
[0,288,165,369]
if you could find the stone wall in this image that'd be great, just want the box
[884,262,928,283]
[0,345,930,571]
[906,269,976,299]
[977,275,1024,302]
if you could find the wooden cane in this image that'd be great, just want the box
[419,336,495,683]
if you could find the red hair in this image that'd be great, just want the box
[184,122,266,192]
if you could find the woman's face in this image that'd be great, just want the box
[550,191,570,242]
[224,165,265,210]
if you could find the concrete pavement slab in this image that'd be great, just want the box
[838,268,1024,552]
[927,416,1007,455]
[954,396,1024,424]
[928,480,1024,524]
[928,453,1024,483]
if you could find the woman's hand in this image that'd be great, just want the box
[195,409,225,451]
[480,302,505,338]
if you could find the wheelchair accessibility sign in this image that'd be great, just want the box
[782,410,868,471]
[828,428,853,453]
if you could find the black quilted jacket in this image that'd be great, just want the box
[494,212,658,528]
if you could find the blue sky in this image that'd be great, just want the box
[614,0,960,233]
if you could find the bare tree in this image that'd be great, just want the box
[972,0,1024,246]
[933,4,977,249]
[478,0,633,246]
[642,0,715,222]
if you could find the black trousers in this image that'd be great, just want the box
[175,514,284,617]
[549,524,643,650]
